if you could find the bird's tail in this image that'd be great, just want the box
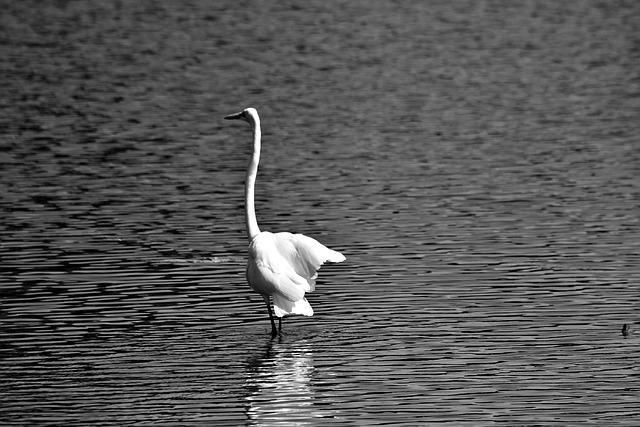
[272,295,314,317]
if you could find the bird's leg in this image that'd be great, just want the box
[263,296,278,337]
[278,317,282,332]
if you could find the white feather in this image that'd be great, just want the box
[272,295,314,317]
[247,231,345,316]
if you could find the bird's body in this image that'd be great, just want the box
[247,231,345,317]
[225,107,345,336]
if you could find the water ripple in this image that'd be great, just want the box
[2,0,640,425]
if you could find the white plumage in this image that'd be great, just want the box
[225,107,345,336]
[248,231,345,317]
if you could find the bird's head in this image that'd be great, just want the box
[224,107,259,125]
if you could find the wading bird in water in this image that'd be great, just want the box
[225,108,345,337]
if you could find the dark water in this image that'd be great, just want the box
[2,1,639,425]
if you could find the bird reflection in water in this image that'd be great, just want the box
[244,338,325,425]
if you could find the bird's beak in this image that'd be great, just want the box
[224,111,244,120]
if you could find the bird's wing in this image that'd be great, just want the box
[247,258,307,301]
[276,233,346,292]
[248,232,345,302]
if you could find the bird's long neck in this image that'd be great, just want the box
[245,118,261,241]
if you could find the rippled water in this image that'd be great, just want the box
[2,1,639,425]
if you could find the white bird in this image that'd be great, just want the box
[225,107,345,337]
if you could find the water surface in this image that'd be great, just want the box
[1,1,639,425]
